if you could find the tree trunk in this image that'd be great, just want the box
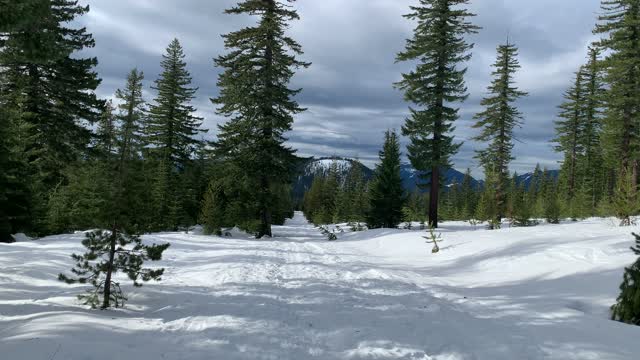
[258,175,272,238]
[101,228,117,309]
[429,167,440,228]
[256,0,276,239]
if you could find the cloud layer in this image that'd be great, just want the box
[79,0,603,176]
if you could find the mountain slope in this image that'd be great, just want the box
[293,157,479,198]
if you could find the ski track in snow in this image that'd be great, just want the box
[1,213,640,359]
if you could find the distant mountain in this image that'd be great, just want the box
[293,157,481,199]
[515,170,560,188]
[292,157,374,200]
[400,164,482,192]
[292,157,559,200]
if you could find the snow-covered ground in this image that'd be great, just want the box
[1,213,640,359]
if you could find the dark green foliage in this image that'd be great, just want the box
[595,0,640,225]
[544,179,561,224]
[57,69,171,308]
[511,182,536,227]
[145,39,206,231]
[554,47,607,219]
[474,41,527,223]
[613,168,638,226]
[46,162,112,233]
[95,101,117,156]
[0,93,31,242]
[555,70,586,203]
[59,230,169,309]
[476,169,500,229]
[301,159,370,226]
[403,191,427,224]
[0,0,104,235]
[335,160,369,223]
[116,69,146,162]
[611,232,640,325]
[302,162,339,225]
[580,47,607,213]
[367,131,406,229]
[595,0,640,171]
[0,0,103,182]
[395,0,479,228]
[0,0,47,32]
[213,0,309,238]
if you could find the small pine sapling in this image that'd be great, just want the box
[424,226,443,254]
[611,233,640,325]
[59,229,170,309]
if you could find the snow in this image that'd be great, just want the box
[306,158,353,175]
[1,213,640,359]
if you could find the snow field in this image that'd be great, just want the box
[1,213,640,359]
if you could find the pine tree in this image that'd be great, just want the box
[146,39,206,230]
[403,190,425,224]
[395,0,479,228]
[95,101,117,157]
[367,130,406,229]
[595,0,640,221]
[0,0,104,234]
[512,182,535,227]
[580,47,606,213]
[473,41,527,223]
[0,86,30,242]
[555,69,585,204]
[459,169,477,221]
[0,0,103,164]
[59,230,169,309]
[613,167,638,226]
[201,176,228,236]
[213,0,310,238]
[116,69,146,164]
[477,169,500,229]
[544,177,561,224]
[0,0,46,32]
[321,162,340,224]
[343,160,368,222]
[611,232,640,325]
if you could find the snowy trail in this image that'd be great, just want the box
[1,213,640,359]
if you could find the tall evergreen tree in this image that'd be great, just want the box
[555,69,586,205]
[595,0,640,223]
[213,0,310,237]
[95,101,116,157]
[472,41,527,224]
[116,69,146,164]
[580,47,606,212]
[367,131,406,229]
[0,87,30,242]
[146,39,205,230]
[395,0,479,228]
[0,0,104,234]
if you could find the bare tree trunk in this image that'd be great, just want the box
[429,167,440,228]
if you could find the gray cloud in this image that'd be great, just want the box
[80,0,602,178]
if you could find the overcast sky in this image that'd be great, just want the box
[79,0,603,177]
